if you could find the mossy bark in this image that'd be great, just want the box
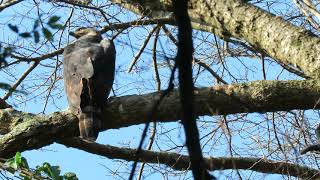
[1,80,319,158]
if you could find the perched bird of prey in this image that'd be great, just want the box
[63,28,116,141]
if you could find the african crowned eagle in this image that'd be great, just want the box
[63,28,116,141]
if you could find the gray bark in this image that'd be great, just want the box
[1,80,319,158]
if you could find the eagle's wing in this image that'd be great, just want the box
[94,39,116,105]
[63,46,95,112]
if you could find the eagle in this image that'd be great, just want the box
[63,28,116,141]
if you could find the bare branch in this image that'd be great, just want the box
[2,61,39,100]
[101,17,173,33]
[127,26,159,73]
[58,137,320,179]
[162,25,228,84]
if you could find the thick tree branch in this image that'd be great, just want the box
[105,80,320,129]
[110,0,320,78]
[301,144,320,154]
[58,137,320,179]
[0,80,320,158]
[0,0,22,12]
[0,110,78,158]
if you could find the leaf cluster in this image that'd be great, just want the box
[0,44,13,67]
[4,152,77,180]
[8,15,64,43]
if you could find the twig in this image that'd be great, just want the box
[136,122,157,180]
[128,63,177,179]
[193,59,228,84]
[261,54,266,80]
[152,27,161,90]
[292,0,320,30]
[10,49,63,63]
[2,61,39,100]
[162,26,227,84]
[100,17,173,33]
[137,30,161,178]
[127,26,159,73]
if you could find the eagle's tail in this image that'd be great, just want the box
[79,78,102,141]
[78,106,101,141]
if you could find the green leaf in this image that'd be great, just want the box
[21,157,29,169]
[35,165,45,174]
[8,24,19,33]
[23,176,32,180]
[42,28,53,41]
[14,152,28,168]
[38,162,61,180]
[64,172,78,180]
[19,32,31,38]
[36,163,51,177]
[4,46,13,53]
[0,58,7,67]
[0,83,11,90]
[0,82,27,95]
[4,152,23,170]
[33,31,40,43]
[4,157,17,171]
[15,152,22,165]
[50,166,62,180]
[2,47,13,57]
[49,23,64,30]
[48,16,60,25]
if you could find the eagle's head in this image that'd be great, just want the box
[69,28,101,39]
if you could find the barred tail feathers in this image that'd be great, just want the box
[78,105,101,141]
[79,78,101,141]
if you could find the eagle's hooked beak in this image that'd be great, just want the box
[69,31,79,38]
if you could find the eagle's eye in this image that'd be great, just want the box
[75,27,86,32]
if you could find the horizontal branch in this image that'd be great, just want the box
[58,137,320,179]
[300,144,320,154]
[10,49,63,62]
[101,17,173,33]
[0,110,78,158]
[110,0,320,78]
[105,80,320,129]
[0,80,319,158]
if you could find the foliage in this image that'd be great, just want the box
[4,152,78,180]
[0,44,12,67]
[8,15,64,43]
[0,15,63,94]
